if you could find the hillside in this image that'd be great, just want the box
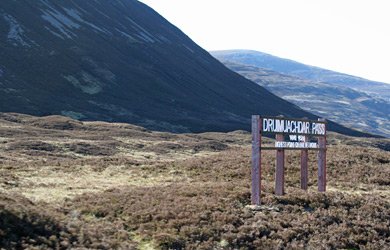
[218,61,390,137]
[211,50,390,100]
[211,50,390,137]
[0,0,374,137]
[0,113,389,249]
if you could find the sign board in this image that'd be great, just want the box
[251,115,327,206]
[259,116,326,150]
[262,116,326,136]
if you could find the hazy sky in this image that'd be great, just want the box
[139,0,390,84]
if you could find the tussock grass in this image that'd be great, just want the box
[0,113,389,249]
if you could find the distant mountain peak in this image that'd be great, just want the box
[212,50,390,137]
[211,49,390,98]
[0,1,373,137]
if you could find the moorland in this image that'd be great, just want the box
[0,113,389,249]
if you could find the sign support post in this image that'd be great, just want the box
[251,115,261,205]
[300,135,308,190]
[275,133,285,195]
[317,118,327,192]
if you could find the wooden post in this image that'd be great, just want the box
[251,115,262,205]
[300,136,308,190]
[275,133,285,195]
[318,118,326,192]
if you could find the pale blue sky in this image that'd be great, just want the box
[139,0,390,84]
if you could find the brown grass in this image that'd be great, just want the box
[0,113,389,249]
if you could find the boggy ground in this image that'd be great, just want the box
[0,113,389,249]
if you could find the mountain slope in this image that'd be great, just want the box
[211,50,390,100]
[0,0,371,136]
[217,61,390,137]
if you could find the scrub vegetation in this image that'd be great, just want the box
[0,113,389,249]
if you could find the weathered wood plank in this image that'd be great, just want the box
[318,118,327,192]
[301,149,309,190]
[300,136,308,190]
[251,115,262,205]
[275,133,285,195]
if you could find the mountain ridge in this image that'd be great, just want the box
[212,50,389,137]
[211,49,390,100]
[0,0,374,137]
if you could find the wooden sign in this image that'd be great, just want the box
[251,115,327,205]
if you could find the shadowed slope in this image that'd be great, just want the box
[0,0,373,136]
